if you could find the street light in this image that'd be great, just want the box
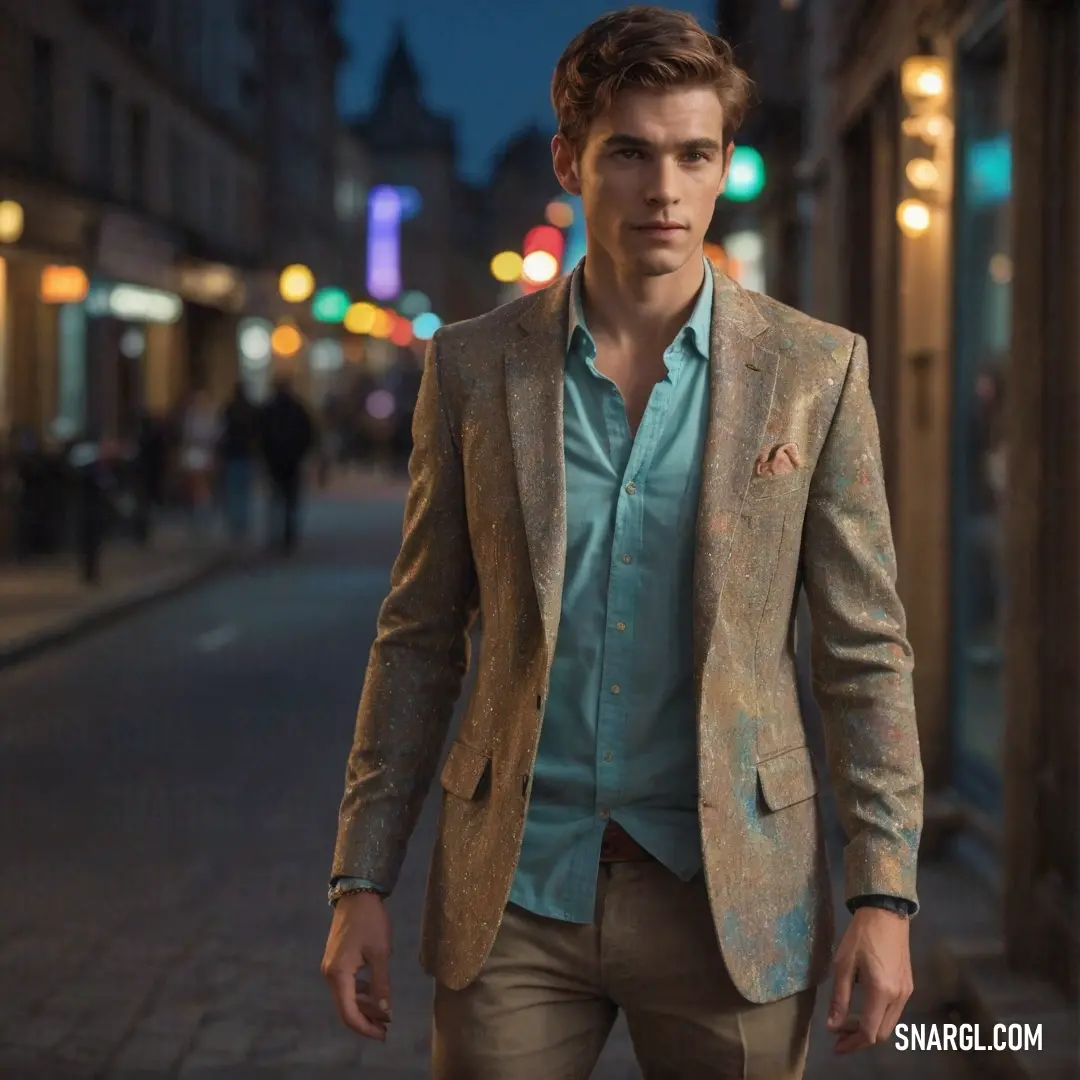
[896,199,931,238]
[901,56,949,103]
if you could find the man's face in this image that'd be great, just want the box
[553,85,733,277]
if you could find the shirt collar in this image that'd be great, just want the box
[566,257,714,360]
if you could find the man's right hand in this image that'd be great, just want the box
[321,891,393,1041]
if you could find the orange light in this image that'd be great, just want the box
[271,324,303,357]
[703,242,728,272]
[390,318,414,347]
[370,308,395,339]
[40,265,89,304]
[545,200,574,229]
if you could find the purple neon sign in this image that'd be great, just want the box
[367,186,402,300]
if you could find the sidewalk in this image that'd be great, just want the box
[0,519,235,670]
[0,466,410,672]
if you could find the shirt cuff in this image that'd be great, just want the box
[328,876,387,906]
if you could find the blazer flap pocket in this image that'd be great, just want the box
[757,744,818,811]
[440,740,490,800]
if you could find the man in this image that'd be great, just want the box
[258,374,314,554]
[218,381,259,542]
[323,8,923,1078]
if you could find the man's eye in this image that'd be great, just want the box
[616,149,642,159]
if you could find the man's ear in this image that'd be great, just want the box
[552,133,583,196]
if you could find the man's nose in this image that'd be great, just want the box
[645,157,681,205]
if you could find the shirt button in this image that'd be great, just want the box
[599,807,610,819]
[610,684,621,695]
[616,621,627,632]
[603,751,613,762]
[625,482,637,494]
[622,554,633,565]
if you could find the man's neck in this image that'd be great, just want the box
[580,247,706,352]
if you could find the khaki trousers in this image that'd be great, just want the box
[432,860,816,1079]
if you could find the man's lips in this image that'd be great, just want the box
[633,223,688,233]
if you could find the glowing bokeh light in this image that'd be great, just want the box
[524,225,565,260]
[370,308,395,339]
[724,146,766,202]
[491,251,524,283]
[366,389,396,420]
[238,318,273,365]
[311,287,350,323]
[271,324,303,356]
[367,186,402,300]
[120,328,146,359]
[896,198,931,237]
[39,265,89,304]
[310,338,345,372]
[905,158,939,190]
[522,250,560,284]
[545,200,574,229]
[398,290,431,317]
[0,200,25,244]
[344,301,378,334]
[412,312,442,340]
[279,264,315,303]
[390,318,414,347]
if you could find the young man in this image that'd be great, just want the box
[322,8,923,1078]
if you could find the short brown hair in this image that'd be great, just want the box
[551,6,753,151]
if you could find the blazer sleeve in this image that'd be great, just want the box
[331,331,479,895]
[800,332,924,913]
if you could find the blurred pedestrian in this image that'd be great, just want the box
[322,8,922,1078]
[259,375,314,554]
[218,381,259,542]
[179,389,220,534]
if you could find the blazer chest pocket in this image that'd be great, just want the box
[440,740,491,801]
[756,744,818,812]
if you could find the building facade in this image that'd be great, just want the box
[0,0,345,549]
[795,0,1078,1011]
[0,0,266,454]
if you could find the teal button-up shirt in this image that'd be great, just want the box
[507,259,714,923]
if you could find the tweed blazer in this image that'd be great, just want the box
[332,269,923,1003]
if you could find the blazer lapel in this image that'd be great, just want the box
[504,277,573,664]
[693,272,776,678]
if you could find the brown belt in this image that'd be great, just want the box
[599,820,654,862]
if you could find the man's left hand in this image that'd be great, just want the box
[826,906,914,1053]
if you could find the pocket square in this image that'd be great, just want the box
[755,442,802,478]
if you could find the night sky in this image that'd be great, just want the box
[336,0,720,183]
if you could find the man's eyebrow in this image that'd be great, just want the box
[602,134,723,152]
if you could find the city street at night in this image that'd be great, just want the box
[0,477,988,1080]
[0,0,1077,1076]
